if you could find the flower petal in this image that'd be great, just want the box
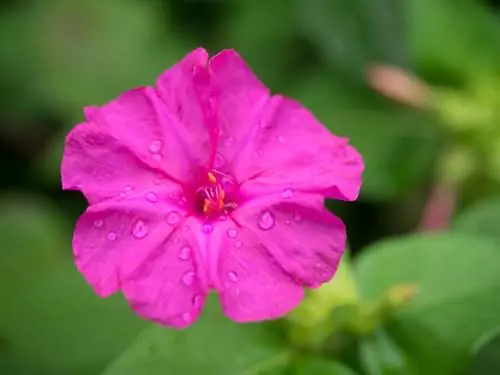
[237,96,363,201]
[232,194,346,288]
[72,194,187,298]
[207,50,270,172]
[121,217,208,329]
[84,85,209,185]
[206,51,363,201]
[62,118,180,204]
[210,220,304,322]
[155,48,215,170]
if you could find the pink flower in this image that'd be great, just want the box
[61,48,364,328]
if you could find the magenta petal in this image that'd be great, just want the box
[212,220,304,322]
[72,196,186,297]
[122,217,208,329]
[62,119,181,204]
[155,48,214,170]
[207,50,270,172]
[232,194,346,288]
[83,86,208,184]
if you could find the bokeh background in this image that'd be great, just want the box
[1,0,500,374]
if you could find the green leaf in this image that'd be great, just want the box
[220,1,297,91]
[355,233,500,375]
[409,0,500,85]
[294,357,358,375]
[296,0,409,84]
[102,298,290,375]
[453,196,500,243]
[291,69,440,200]
[21,0,187,117]
[359,329,410,375]
[0,193,146,375]
[468,327,500,375]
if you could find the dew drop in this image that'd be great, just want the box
[167,211,181,226]
[182,312,192,322]
[149,140,162,153]
[146,192,157,202]
[107,232,117,242]
[93,219,104,228]
[227,229,237,238]
[119,192,127,199]
[179,246,191,261]
[282,188,294,199]
[132,220,149,239]
[203,224,213,234]
[124,185,133,193]
[234,240,243,248]
[228,271,238,282]
[258,211,275,230]
[278,135,286,144]
[285,219,291,225]
[182,271,196,286]
[294,212,302,222]
[152,154,162,162]
[224,136,235,147]
[193,294,202,308]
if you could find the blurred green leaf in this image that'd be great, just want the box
[0,193,146,375]
[409,0,500,84]
[2,0,187,121]
[293,357,358,375]
[359,329,410,375]
[453,196,500,243]
[296,0,409,84]
[102,298,289,375]
[468,327,500,375]
[220,1,298,91]
[355,233,500,375]
[291,69,440,200]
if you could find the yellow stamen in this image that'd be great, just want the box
[208,172,216,184]
[203,198,211,213]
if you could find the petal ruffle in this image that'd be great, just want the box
[121,217,208,328]
[72,195,189,298]
[206,50,363,201]
[210,220,304,322]
[231,194,346,288]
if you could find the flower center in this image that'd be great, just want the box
[194,170,238,218]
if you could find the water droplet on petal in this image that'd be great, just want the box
[282,188,294,199]
[294,212,302,222]
[152,154,162,162]
[119,192,127,199]
[179,246,191,261]
[228,271,238,282]
[146,192,157,202]
[132,220,149,238]
[183,225,190,232]
[214,153,226,168]
[285,219,291,225]
[182,271,196,286]
[124,185,133,193]
[167,211,181,225]
[234,240,242,248]
[193,294,202,308]
[182,312,192,322]
[278,135,286,143]
[258,211,275,230]
[224,136,235,147]
[227,229,237,238]
[93,219,104,228]
[203,224,213,234]
[149,140,162,153]
[107,232,117,242]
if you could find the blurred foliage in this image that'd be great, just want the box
[1,0,500,374]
